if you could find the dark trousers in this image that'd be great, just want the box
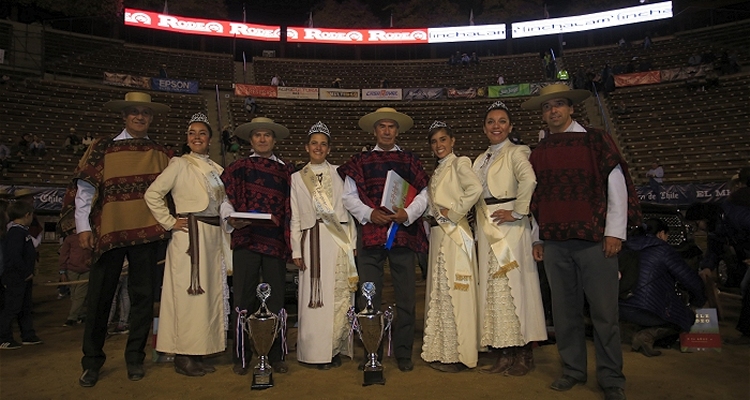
[232,248,286,365]
[357,246,416,360]
[738,266,750,336]
[0,279,36,342]
[544,239,625,389]
[619,305,671,328]
[81,242,159,371]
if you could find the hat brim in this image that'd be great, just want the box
[12,188,44,198]
[521,89,590,110]
[234,121,290,142]
[358,111,413,132]
[104,100,171,114]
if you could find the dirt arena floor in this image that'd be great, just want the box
[0,243,748,400]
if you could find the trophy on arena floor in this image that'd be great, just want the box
[356,282,386,386]
[248,283,280,390]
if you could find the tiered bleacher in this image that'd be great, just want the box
[609,74,749,184]
[252,53,544,89]
[1,79,207,185]
[43,29,234,90]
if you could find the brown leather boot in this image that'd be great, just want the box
[194,355,216,373]
[505,344,534,376]
[632,327,678,357]
[480,347,515,374]
[174,355,206,377]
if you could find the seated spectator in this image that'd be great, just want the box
[701,49,716,65]
[556,68,569,81]
[15,134,30,157]
[222,125,232,152]
[243,97,257,114]
[470,52,479,65]
[688,54,702,66]
[643,35,651,50]
[461,53,470,66]
[332,78,342,88]
[497,75,505,85]
[65,128,81,153]
[620,218,706,357]
[28,135,45,157]
[0,142,9,171]
[81,133,94,149]
[271,74,283,86]
[705,69,720,90]
[379,77,389,88]
[159,64,168,79]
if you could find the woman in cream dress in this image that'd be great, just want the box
[144,113,231,376]
[421,121,483,372]
[473,102,547,376]
[291,121,358,369]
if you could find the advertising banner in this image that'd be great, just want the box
[0,185,65,211]
[151,78,200,94]
[636,182,731,205]
[403,88,446,100]
[660,64,712,82]
[427,24,506,43]
[488,84,531,98]
[511,1,673,38]
[103,72,151,89]
[125,8,281,41]
[319,88,360,101]
[234,84,278,98]
[446,88,478,99]
[287,27,428,45]
[362,88,403,101]
[276,86,319,100]
[614,71,661,88]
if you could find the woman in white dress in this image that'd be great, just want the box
[290,121,358,369]
[421,121,483,372]
[144,113,231,376]
[473,101,547,376]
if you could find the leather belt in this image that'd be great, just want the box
[484,197,516,205]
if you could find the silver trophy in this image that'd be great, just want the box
[356,282,386,386]
[248,283,279,390]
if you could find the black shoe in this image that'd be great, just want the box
[550,375,585,391]
[21,336,43,345]
[126,364,145,381]
[330,354,342,368]
[232,363,248,375]
[397,358,414,372]
[79,369,99,387]
[603,387,627,400]
[272,360,289,373]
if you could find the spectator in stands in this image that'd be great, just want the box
[65,128,82,153]
[472,102,547,376]
[290,121,357,370]
[420,120,482,373]
[243,97,257,114]
[705,69,720,90]
[643,35,651,50]
[82,133,94,149]
[28,135,46,157]
[379,77,389,88]
[523,84,640,400]
[338,107,429,373]
[270,74,283,86]
[220,117,294,376]
[0,142,10,171]
[543,51,554,80]
[620,218,706,357]
[701,49,716,65]
[470,52,479,65]
[688,53,702,66]
[618,37,627,48]
[646,161,664,201]
[461,53,470,66]
[58,91,171,387]
[497,75,505,85]
[332,78,342,88]
[59,232,92,327]
[451,51,461,66]
[145,112,231,377]
[222,125,232,152]
[638,58,653,72]
[15,134,31,158]
[159,64,168,78]
[556,68,569,81]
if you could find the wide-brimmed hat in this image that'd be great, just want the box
[358,107,413,132]
[104,92,171,113]
[234,117,290,142]
[521,84,590,110]
[11,188,43,198]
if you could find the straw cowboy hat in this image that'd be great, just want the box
[521,83,591,110]
[104,92,171,113]
[234,117,290,142]
[358,107,413,132]
[11,188,43,198]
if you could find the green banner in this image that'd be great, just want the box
[488,83,531,98]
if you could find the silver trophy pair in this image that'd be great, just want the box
[245,283,280,390]
[354,282,387,386]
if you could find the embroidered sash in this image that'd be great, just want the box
[300,164,358,308]
[475,198,519,279]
